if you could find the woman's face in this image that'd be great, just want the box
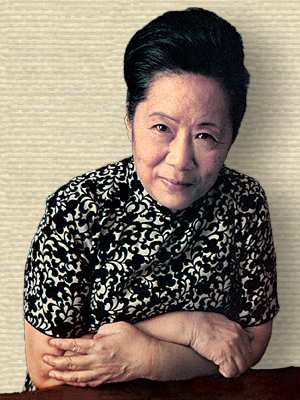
[127,72,233,212]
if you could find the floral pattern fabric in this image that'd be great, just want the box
[23,156,279,390]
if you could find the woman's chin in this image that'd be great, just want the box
[145,179,206,212]
[155,194,198,213]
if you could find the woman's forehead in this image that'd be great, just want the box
[140,72,230,123]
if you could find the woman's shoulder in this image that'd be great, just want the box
[220,165,269,208]
[46,156,133,208]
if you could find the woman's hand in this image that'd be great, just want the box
[189,312,254,378]
[43,321,157,387]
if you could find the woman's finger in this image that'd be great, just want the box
[230,350,248,376]
[237,341,253,373]
[219,357,240,378]
[225,334,252,376]
[86,377,111,388]
[43,354,93,371]
[66,377,110,388]
[49,368,99,383]
[65,381,87,387]
[48,338,94,354]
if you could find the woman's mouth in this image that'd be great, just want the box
[160,177,193,191]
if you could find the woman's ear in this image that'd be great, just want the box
[124,114,133,142]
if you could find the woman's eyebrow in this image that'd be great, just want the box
[198,122,221,131]
[149,112,221,131]
[149,111,180,122]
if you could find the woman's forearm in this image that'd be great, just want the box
[147,339,218,381]
[134,310,195,346]
[135,311,218,380]
[135,310,271,379]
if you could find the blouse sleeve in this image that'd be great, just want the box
[234,181,280,328]
[23,190,93,338]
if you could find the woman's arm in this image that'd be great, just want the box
[24,320,65,389]
[245,320,273,366]
[42,311,269,387]
[144,337,218,381]
[134,311,193,345]
[25,319,213,388]
[24,320,94,389]
[135,311,273,378]
[47,311,263,385]
[133,311,218,380]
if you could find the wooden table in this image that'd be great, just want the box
[1,367,299,399]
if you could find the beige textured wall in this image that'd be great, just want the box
[1,0,299,393]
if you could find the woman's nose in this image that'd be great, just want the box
[165,133,196,171]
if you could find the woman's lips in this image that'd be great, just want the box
[160,177,193,191]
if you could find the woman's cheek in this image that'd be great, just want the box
[201,153,226,185]
[212,150,228,169]
[139,141,166,165]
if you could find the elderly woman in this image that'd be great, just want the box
[23,7,279,391]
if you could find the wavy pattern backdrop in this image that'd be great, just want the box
[1,0,300,393]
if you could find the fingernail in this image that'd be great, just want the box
[43,355,51,363]
[49,371,56,378]
[49,339,59,346]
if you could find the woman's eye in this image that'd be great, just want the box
[196,132,218,142]
[152,124,170,133]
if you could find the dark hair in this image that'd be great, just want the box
[123,7,250,142]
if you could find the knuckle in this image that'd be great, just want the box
[74,339,81,353]
[220,367,234,378]
[66,358,76,371]
[73,375,81,383]
[214,352,225,365]
[221,370,230,378]
[49,358,57,367]
[64,350,74,356]
[120,364,128,375]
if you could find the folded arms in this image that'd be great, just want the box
[24,310,273,389]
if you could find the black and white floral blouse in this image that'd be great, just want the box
[23,156,279,390]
